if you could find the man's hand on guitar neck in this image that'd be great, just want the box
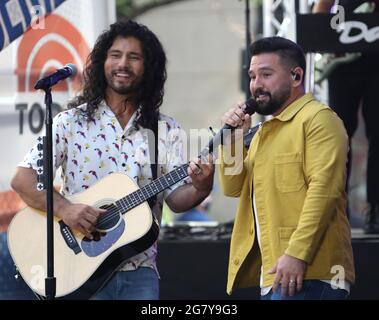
[165,155,215,213]
[188,154,215,195]
[58,203,107,240]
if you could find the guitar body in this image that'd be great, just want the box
[7,172,160,299]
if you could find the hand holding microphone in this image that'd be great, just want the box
[221,98,257,145]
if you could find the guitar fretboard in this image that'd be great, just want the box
[115,163,189,213]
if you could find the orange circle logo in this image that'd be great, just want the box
[16,14,90,93]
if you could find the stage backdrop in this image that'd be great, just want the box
[0,0,115,227]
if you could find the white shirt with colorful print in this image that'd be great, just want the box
[19,101,189,275]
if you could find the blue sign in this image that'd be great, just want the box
[0,0,67,51]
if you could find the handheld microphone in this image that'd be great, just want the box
[221,98,257,131]
[204,98,257,155]
[34,64,78,90]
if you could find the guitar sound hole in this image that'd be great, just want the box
[95,204,121,232]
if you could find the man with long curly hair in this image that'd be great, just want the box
[11,20,214,300]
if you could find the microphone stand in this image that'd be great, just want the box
[34,65,76,299]
[41,88,56,300]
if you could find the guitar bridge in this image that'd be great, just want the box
[59,220,82,255]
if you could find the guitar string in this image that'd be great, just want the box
[95,166,189,227]
[95,188,159,228]
[95,173,181,227]
[95,178,171,226]
[96,151,204,227]
[95,165,189,228]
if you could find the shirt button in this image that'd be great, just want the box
[122,163,126,167]
[234,259,240,265]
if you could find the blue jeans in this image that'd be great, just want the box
[92,267,159,300]
[261,280,349,300]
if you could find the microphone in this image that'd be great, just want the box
[221,98,257,131]
[34,63,78,90]
[204,98,257,155]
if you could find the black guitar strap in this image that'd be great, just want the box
[147,114,158,209]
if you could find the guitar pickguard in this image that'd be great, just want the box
[81,219,125,257]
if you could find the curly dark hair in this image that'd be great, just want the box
[68,19,167,130]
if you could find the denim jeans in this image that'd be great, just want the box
[261,280,349,300]
[92,267,159,300]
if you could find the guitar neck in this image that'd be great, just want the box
[116,163,189,212]
[114,135,214,213]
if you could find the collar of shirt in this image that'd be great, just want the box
[274,92,315,122]
[99,100,142,132]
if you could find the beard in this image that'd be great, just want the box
[106,70,143,95]
[254,85,291,116]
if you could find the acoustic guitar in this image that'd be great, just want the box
[7,163,190,299]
